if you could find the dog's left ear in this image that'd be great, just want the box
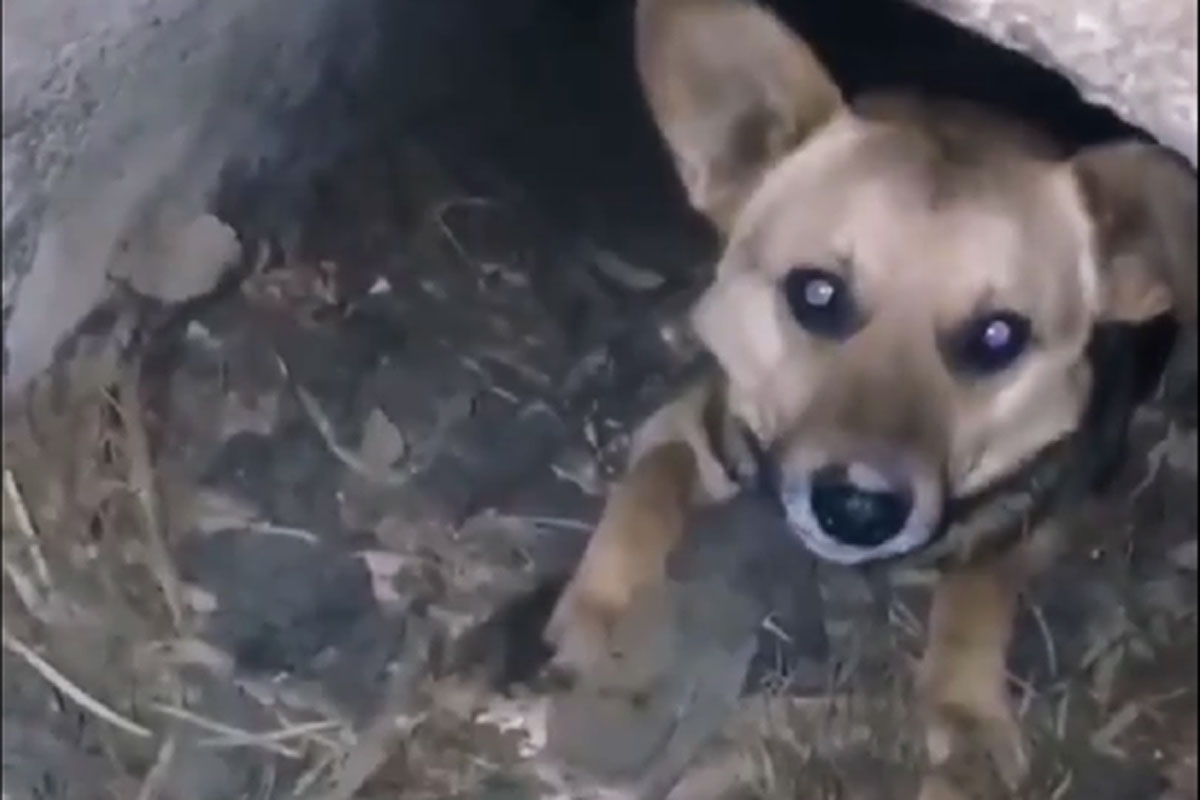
[1071,141,1197,325]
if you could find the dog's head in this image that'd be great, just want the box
[637,0,1197,565]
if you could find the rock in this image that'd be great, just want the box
[113,214,242,304]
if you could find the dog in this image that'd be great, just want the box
[544,0,1197,796]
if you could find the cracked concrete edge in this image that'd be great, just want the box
[911,0,1198,166]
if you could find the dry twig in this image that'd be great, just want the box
[110,371,184,629]
[1,626,152,739]
[149,702,303,759]
[2,469,52,590]
[134,735,178,800]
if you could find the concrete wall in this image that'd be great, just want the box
[1,0,377,392]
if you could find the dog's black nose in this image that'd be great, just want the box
[809,464,912,548]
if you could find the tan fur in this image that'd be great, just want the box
[696,103,1100,500]
[635,0,841,230]
[546,439,698,667]
[549,0,1198,794]
[919,543,1034,792]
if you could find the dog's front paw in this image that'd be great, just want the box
[921,696,1029,797]
[543,575,634,674]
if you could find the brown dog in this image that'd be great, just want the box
[546,0,1197,795]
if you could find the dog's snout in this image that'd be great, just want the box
[808,463,913,548]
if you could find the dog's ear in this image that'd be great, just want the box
[1071,141,1197,325]
[636,0,842,231]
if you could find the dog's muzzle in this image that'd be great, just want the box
[711,420,934,565]
[717,411,1081,568]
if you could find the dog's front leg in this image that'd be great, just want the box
[918,551,1032,799]
[545,439,699,671]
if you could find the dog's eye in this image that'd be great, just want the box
[784,268,857,338]
[952,311,1032,374]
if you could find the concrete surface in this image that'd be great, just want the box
[913,0,1198,167]
[1,0,376,393]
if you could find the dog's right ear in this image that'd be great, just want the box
[636,0,843,232]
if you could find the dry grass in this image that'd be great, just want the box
[4,324,1196,800]
[4,340,187,798]
[4,338,1195,800]
[1,340,382,799]
[0,312,546,800]
[718,534,1198,799]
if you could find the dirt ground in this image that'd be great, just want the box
[2,2,1197,799]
